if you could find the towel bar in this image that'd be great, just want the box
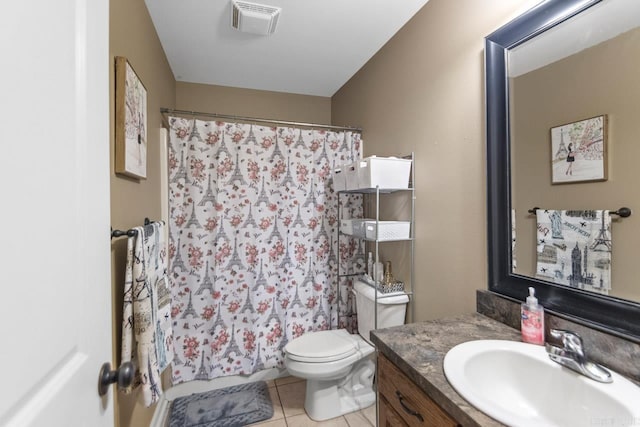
[111,217,154,239]
[110,228,138,239]
[527,207,631,218]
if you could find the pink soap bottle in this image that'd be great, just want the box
[521,287,545,345]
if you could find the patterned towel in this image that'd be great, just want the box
[121,221,173,406]
[535,210,611,295]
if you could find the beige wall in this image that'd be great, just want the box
[176,82,331,124]
[511,27,640,301]
[109,0,176,425]
[332,0,539,321]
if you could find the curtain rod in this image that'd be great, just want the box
[160,108,362,132]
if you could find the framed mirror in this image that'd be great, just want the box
[486,0,640,341]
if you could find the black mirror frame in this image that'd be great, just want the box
[485,0,640,342]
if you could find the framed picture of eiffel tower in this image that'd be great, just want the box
[115,56,147,179]
[550,115,607,185]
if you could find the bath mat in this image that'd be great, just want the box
[169,381,273,427]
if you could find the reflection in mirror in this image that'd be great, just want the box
[485,0,640,341]
[509,0,640,303]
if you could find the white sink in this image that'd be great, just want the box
[443,340,640,427]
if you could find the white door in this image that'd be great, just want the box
[0,1,113,426]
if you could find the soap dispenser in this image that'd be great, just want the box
[521,287,545,345]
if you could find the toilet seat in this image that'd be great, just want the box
[285,329,361,363]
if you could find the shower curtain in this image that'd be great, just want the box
[167,117,363,383]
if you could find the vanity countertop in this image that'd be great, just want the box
[370,313,521,426]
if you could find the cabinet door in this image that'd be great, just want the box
[378,354,458,427]
[380,395,409,427]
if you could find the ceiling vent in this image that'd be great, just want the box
[231,0,281,36]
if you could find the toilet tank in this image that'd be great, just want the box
[354,280,409,344]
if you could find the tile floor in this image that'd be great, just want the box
[250,376,376,427]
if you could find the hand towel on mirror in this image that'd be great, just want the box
[535,209,611,295]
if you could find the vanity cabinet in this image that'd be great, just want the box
[379,395,409,427]
[378,353,459,427]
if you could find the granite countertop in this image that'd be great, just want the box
[370,313,522,427]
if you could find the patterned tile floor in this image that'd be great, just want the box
[250,376,376,427]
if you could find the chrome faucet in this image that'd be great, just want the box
[545,329,613,383]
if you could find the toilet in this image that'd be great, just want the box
[284,280,409,421]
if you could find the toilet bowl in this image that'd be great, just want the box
[283,280,409,421]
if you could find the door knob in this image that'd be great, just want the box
[98,361,135,396]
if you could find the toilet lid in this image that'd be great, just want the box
[285,329,359,362]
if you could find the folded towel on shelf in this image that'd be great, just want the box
[535,209,611,295]
[121,221,173,407]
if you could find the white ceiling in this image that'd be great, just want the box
[144,0,430,97]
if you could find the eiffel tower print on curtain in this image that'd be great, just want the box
[289,282,304,309]
[269,133,284,161]
[318,137,330,164]
[315,216,329,242]
[293,129,306,149]
[339,132,350,153]
[280,157,295,188]
[278,235,292,269]
[244,124,257,145]
[256,176,271,206]
[279,316,289,350]
[171,151,191,185]
[171,237,188,273]
[172,348,184,368]
[197,175,217,207]
[226,237,244,271]
[208,303,227,335]
[253,345,265,371]
[189,119,204,143]
[226,152,248,186]
[216,218,230,242]
[327,235,337,267]
[252,259,268,291]
[292,205,306,228]
[264,298,281,325]
[194,350,209,380]
[267,216,282,243]
[302,178,318,208]
[222,325,243,359]
[300,259,315,290]
[180,292,199,319]
[242,205,258,229]
[312,299,329,325]
[241,287,255,314]
[185,201,202,229]
[195,261,214,295]
[216,130,232,159]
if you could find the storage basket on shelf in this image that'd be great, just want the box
[332,166,347,192]
[357,156,412,189]
[340,219,374,238]
[364,221,411,241]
